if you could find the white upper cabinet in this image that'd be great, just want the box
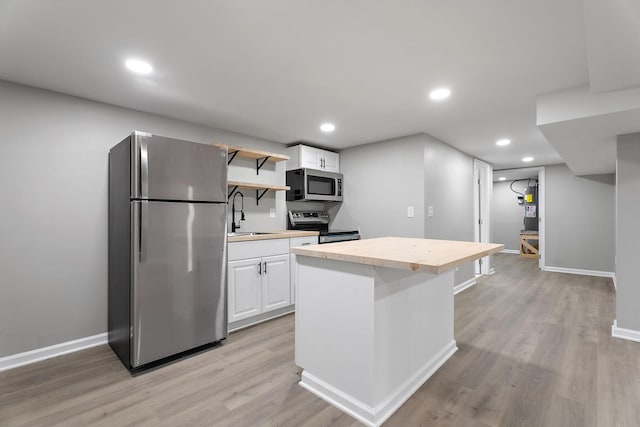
[299,145,323,170]
[287,144,340,173]
[321,150,340,172]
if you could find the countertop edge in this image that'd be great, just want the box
[228,231,319,243]
[291,239,504,273]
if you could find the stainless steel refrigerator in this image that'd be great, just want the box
[108,131,228,371]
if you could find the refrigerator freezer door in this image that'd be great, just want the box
[131,133,228,203]
[131,200,227,367]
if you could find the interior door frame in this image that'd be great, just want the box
[473,159,492,275]
[491,166,546,270]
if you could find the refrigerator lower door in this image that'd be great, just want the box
[131,200,227,367]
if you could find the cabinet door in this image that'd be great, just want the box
[299,146,323,170]
[322,150,340,172]
[262,254,291,312]
[228,258,262,322]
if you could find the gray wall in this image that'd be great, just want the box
[545,163,615,272]
[616,134,640,332]
[492,181,527,251]
[332,133,476,285]
[0,80,286,357]
[331,134,426,238]
[424,139,475,284]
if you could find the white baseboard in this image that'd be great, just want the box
[611,320,640,343]
[542,266,615,279]
[0,333,108,372]
[454,277,477,295]
[500,249,520,254]
[299,341,458,427]
[229,305,295,333]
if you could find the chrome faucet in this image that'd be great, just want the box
[231,191,245,232]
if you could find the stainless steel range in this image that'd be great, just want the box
[288,210,360,244]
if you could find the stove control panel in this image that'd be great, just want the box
[289,210,330,226]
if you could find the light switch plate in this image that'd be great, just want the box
[269,208,276,218]
[407,206,414,218]
[428,206,434,217]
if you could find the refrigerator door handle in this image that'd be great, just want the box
[140,139,149,198]
[139,201,148,262]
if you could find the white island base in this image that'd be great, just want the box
[295,256,457,427]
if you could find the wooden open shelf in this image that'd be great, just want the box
[216,143,290,204]
[213,143,289,175]
[228,181,290,192]
[227,180,290,205]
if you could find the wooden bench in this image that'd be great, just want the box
[520,231,539,259]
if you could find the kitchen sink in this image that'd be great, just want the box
[227,232,273,237]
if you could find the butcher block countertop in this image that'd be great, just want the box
[228,230,318,243]
[290,237,503,274]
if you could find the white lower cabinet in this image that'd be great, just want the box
[228,258,262,322]
[228,239,291,326]
[261,254,290,312]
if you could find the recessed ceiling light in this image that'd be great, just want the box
[125,59,153,75]
[429,88,451,101]
[320,123,335,133]
[522,156,534,162]
[498,177,506,181]
[496,139,511,146]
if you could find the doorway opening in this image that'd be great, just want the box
[491,167,546,270]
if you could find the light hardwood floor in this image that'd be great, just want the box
[1,254,639,426]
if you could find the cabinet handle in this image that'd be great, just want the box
[258,262,262,275]
[263,261,267,274]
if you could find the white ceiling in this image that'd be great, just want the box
[0,0,635,172]
[493,168,539,183]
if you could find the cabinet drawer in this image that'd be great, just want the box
[228,238,289,261]
[290,236,318,248]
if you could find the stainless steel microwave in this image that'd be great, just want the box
[286,168,343,202]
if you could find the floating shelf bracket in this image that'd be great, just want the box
[256,156,270,175]
[227,150,239,165]
[256,189,269,205]
[228,185,239,200]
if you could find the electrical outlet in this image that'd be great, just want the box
[407,206,414,218]
[269,208,276,218]
[428,206,434,217]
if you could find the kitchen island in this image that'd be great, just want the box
[291,237,503,427]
